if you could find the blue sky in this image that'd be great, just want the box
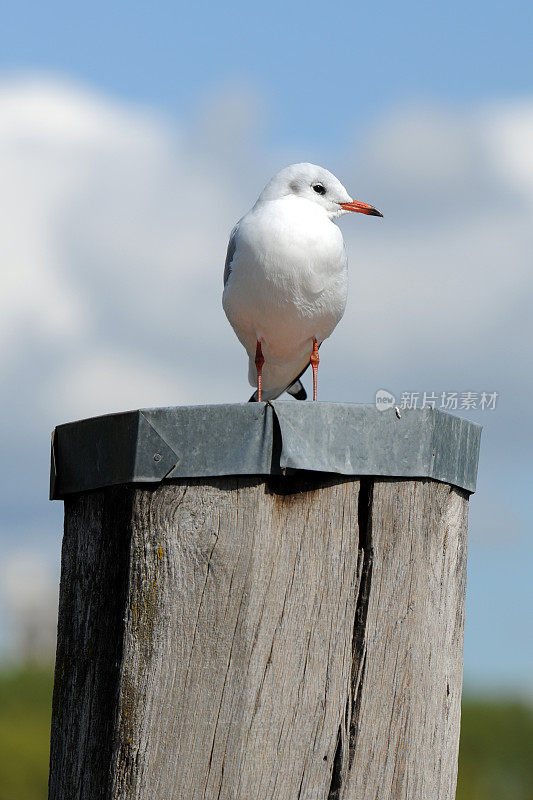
[2,0,533,148]
[0,0,531,690]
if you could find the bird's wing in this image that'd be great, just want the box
[223,222,241,286]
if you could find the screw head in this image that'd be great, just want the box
[153,452,162,462]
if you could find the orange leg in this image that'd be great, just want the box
[255,340,265,402]
[310,338,319,401]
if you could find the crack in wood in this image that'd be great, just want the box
[328,478,374,800]
[327,725,344,800]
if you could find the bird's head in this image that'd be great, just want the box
[257,162,383,221]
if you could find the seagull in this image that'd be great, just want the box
[222,163,382,402]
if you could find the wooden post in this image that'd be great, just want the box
[48,405,479,800]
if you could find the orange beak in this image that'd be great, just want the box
[339,199,383,217]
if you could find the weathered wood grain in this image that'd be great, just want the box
[48,475,468,800]
[112,474,361,800]
[49,487,135,800]
[342,479,468,800]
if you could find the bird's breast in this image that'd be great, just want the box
[222,198,348,358]
[235,199,346,303]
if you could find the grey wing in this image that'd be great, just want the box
[223,222,240,287]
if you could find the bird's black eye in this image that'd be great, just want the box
[312,183,326,195]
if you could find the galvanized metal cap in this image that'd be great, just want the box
[50,402,482,499]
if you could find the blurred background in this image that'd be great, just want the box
[0,1,532,798]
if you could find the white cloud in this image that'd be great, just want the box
[483,102,533,195]
[0,76,254,430]
[49,351,187,420]
[0,75,171,149]
[336,102,533,399]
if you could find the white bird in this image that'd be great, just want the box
[222,163,382,402]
